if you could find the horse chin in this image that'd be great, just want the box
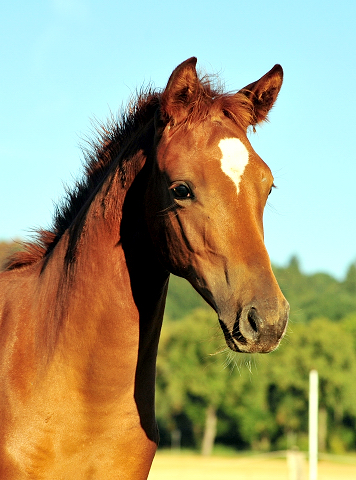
[222,333,282,354]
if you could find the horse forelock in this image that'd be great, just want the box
[167,72,254,131]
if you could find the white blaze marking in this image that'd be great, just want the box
[218,138,249,195]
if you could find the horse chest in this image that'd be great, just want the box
[4,395,155,479]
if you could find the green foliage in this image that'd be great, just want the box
[156,309,228,445]
[157,310,356,452]
[157,256,356,453]
[274,256,356,323]
[164,275,209,320]
[344,262,356,295]
[266,317,356,450]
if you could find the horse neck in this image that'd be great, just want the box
[36,125,169,405]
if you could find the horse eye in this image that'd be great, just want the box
[269,183,276,196]
[171,183,192,200]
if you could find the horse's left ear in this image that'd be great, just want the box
[239,64,283,125]
[160,57,200,126]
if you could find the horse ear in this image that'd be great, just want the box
[160,57,199,126]
[239,64,283,125]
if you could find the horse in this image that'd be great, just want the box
[0,57,289,479]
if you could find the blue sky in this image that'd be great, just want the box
[1,0,355,280]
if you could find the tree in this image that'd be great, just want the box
[344,262,356,295]
[164,275,209,320]
[156,308,246,454]
[273,256,356,322]
[157,311,356,453]
[263,317,356,451]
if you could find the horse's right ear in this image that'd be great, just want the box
[159,57,199,126]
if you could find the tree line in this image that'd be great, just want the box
[158,256,356,454]
[1,241,356,454]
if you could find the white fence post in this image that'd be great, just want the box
[309,370,318,480]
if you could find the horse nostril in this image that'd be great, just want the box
[230,306,262,347]
[247,307,259,333]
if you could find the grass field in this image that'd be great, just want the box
[148,451,356,480]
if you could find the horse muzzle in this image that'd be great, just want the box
[219,300,289,353]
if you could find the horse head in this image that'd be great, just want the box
[146,57,289,353]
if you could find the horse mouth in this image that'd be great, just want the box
[219,319,246,352]
[218,312,286,354]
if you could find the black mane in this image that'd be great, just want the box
[5,89,160,270]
